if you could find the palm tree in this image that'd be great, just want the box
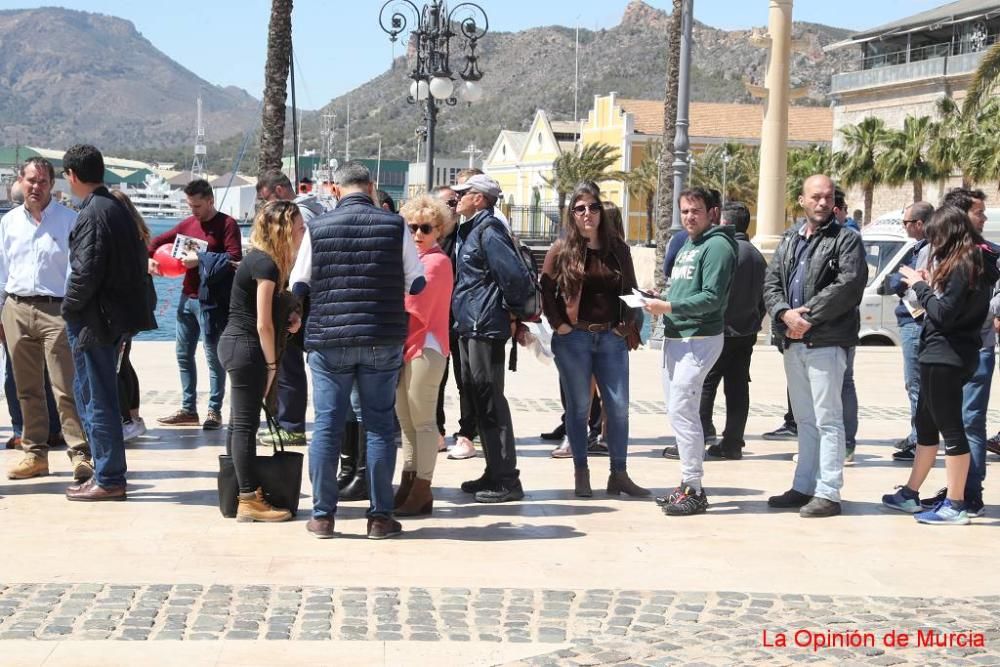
[930,96,1000,188]
[258,0,294,176]
[785,145,835,221]
[611,143,661,246]
[836,117,890,226]
[654,0,683,292]
[962,40,1000,116]
[879,115,939,202]
[543,143,620,213]
[690,143,759,206]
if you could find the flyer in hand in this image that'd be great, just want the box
[170,234,208,259]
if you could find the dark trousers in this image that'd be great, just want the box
[4,343,60,436]
[460,337,517,483]
[916,362,971,456]
[276,338,308,433]
[117,338,140,421]
[219,334,268,493]
[438,330,477,439]
[699,335,755,446]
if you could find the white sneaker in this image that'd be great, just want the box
[123,418,147,442]
[551,437,573,459]
[448,436,477,460]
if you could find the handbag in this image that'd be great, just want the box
[217,404,305,518]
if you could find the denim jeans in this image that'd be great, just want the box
[963,347,995,504]
[842,347,858,449]
[175,295,224,413]
[276,339,308,434]
[308,345,403,519]
[66,322,127,487]
[661,335,725,491]
[899,322,921,446]
[552,329,630,471]
[784,343,846,503]
[4,343,60,436]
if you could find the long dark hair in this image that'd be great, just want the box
[925,205,984,289]
[553,182,616,297]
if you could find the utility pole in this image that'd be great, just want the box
[191,94,206,179]
[461,142,483,168]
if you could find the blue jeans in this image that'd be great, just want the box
[4,343,60,436]
[963,347,995,504]
[784,344,846,503]
[842,347,857,449]
[66,322,127,487]
[308,345,403,519]
[175,295,224,413]
[552,329,630,471]
[899,322,921,445]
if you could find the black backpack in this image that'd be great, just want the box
[476,217,542,323]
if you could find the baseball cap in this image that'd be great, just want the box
[452,174,502,199]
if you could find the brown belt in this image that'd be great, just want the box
[573,320,613,332]
[8,294,63,304]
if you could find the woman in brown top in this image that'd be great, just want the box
[541,182,649,498]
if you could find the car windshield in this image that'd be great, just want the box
[862,240,905,286]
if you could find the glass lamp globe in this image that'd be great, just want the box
[409,79,429,101]
[429,76,454,100]
[461,80,484,103]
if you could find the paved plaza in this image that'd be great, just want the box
[0,342,998,665]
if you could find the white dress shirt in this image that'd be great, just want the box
[289,224,424,290]
[0,200,78,301]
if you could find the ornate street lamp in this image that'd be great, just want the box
[380,1,488,191]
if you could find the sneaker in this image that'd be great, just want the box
[661,445,679,459]
[987,432,1000,457]
[919,487,947,510]
[586,437,609,456]
[892,445,915,462]
[762,423,797,441]
[800,497,842,518]
[915,499,970,525]
[259,427,306,446]
[157,409,200,426]
[967,498,985,518]
[882,486,921,513]
[705,444,742,460]
[203,409,223,431]
[448,436,477,460]
[7,454,48,480]
[767,489,812,509]
[919,488,985,517]
[844,447,855,465]
[474,479,525,503]
[894,437,913,451]
[662,485,709,516]
[460,473,491,494]
[655,485,685,506]
[550,438,573,459]
[540,424,565,441]
[306,517,335,539]
[71,457,95,483]
[122,418,147,442]
[367,516,403,540]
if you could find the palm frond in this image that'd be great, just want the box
[964,41,1000,116]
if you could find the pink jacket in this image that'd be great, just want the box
[404,245,454,363]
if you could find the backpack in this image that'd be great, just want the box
[476,217,542,322]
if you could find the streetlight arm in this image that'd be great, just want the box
[448,2,489,39]
[379,0,421,41]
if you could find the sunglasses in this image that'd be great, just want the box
[445,198,459,208]
[572,203,602,216]
[408,223,436,234]
[902,219,920,225]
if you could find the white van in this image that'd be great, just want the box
[859,208,1000,345]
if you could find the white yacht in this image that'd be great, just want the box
[125,174,190,219]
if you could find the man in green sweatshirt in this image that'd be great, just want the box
[644,187,737,516]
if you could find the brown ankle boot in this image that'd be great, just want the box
[395,477,433,516]
[236,488,292,523]
[574,467,592,497]
[394,470,417,508]
[606,470,651,497]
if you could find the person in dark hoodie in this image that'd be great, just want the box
[881,205,997,525]
[643,187,736,516]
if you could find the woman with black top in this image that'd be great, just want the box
[881,205,997,525]
[219,200,305,522]
[541,182,648,498]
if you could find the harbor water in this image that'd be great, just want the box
[136,218,188,342]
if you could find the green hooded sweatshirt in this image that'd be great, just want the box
[662,225,738,339]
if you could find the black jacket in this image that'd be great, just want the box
[725,231,767,337]
[763,217,868,349]
[62,187,154,348]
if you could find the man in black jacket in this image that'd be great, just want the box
[699,202,766,460]
[61,145,152,502]
[762,174,867,518]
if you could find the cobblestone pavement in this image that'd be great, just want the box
[1,584,998,665]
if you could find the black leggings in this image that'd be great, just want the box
[915,362,971,456]
[117,338,140,420]
[219,334,268,492]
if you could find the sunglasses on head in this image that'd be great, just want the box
[408,223,436,234]
[572,203,602,215]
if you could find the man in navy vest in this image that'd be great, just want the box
[292,162,425,540]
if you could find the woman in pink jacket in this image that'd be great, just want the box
[394,195,455,515]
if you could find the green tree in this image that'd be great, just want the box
[879,115,939,202]
[611,142,661,246]
[258,0,293,176]
[836,117,890,226]
[543,142,620,213]
[690,142,759,207]
[962,40,1000,116]
[785,145,835,221]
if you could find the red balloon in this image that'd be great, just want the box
[153,244,186,278]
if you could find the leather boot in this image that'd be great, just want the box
[337,420,358,490]
[606,470,651,497]
[340,422,369,501]
[395,477,433,516]
[394,470,417,509]
[237,488,292,523]
[574,467,592,498]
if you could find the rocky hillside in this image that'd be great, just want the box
[0,7,259,151]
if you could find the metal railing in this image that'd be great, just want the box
[505,204,563,242]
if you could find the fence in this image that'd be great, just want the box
[504,204,562,242]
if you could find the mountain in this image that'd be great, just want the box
[0,7,259,152]
[304,0,856,162]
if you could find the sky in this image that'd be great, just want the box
[0,0,944,109]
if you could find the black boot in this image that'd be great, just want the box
[337,420,358,490]
[340,422,369,501]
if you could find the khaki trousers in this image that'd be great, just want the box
[396,348,447,481]
[1,298,87,457]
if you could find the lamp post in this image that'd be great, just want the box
[670,0,694,233]
[380,1,488,192]
[721,149,731,208]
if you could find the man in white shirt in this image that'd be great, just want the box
[0,158,91,481]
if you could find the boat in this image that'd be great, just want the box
[124,174,190,219]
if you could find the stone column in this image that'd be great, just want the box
[753,0,794,252]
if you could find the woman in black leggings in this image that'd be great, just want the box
[881,205,997,525]
[219,200,305,522]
